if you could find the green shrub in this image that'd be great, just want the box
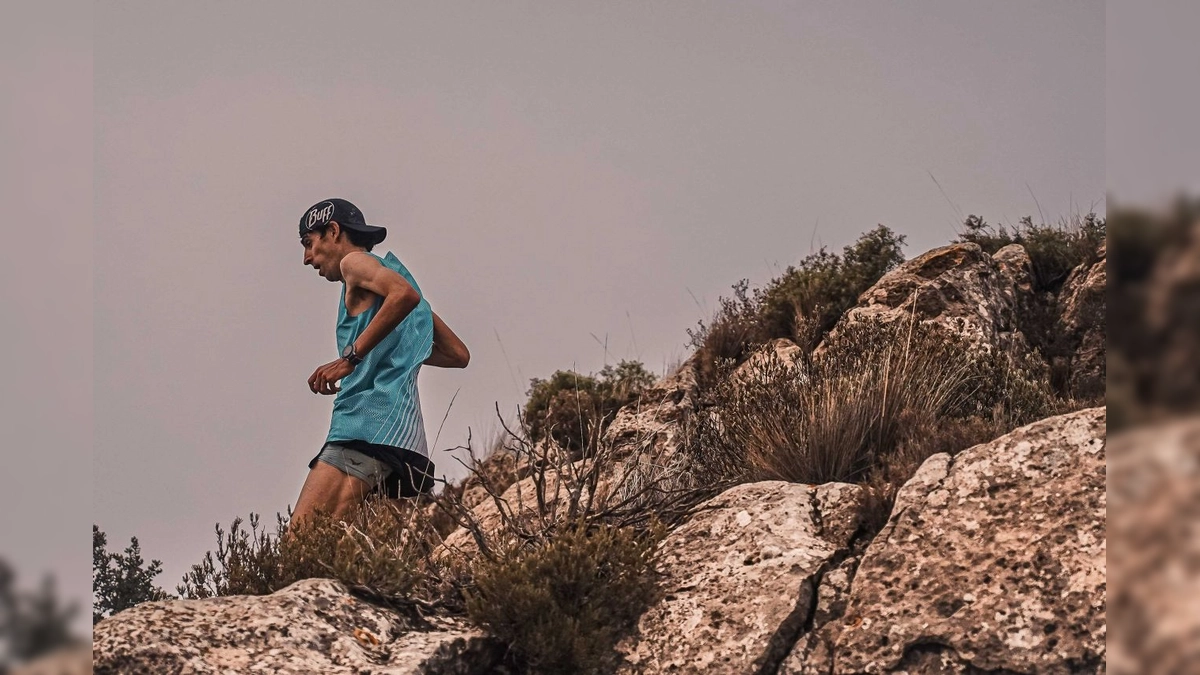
[93,525,171,623]
[463,521,663,674]
[522,360,656,453]
[686,226,906,393]
[957,345,1060,428]
[1,560,80,666]
[758,225,907,348]
[685,278,772,393]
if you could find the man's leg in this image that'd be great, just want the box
[291,460,373,527]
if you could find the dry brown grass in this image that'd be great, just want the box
[683,317,977,486]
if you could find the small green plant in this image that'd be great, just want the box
[686,225,907,393]
[758,224,907,348]
[522,360,656,453]
[463,521,663,675]
[93,525,172,623]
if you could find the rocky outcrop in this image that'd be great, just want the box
[1108,416,1200,675]
[827,242,1030,355]
[731,338,804,389]
[803,407,1107,674]
[617,481,865,674]
[1057,244,1106,399]
[92,578,504,674]
[602,355,699,463]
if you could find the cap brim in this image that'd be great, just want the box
[345,223,387,243]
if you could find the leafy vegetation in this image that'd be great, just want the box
[464,522,662,674]
[686,225,907,391]
[93,525,171,624]
[522,360,656,454]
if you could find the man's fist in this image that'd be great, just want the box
[308,358,354,395]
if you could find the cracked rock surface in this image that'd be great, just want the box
[1056,243,1106,399]
[830,407,1107,674]
[826,242,1032,357]
[92,578,504,674]
[616,481,864,674]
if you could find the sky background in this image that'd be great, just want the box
[1,1,92,632]
[92,2,1104,596]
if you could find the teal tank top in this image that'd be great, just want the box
[326,251,434,456]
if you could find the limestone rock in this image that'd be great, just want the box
[730,338,805,389]
[617,481,864,674]
[827,242,1030,355]
[992,243,1034,299]
[92,578,504,674]
[1057,244,1106,399]
[832,407,1107,674]
[602,355,699,463]
[1107,416,1200,675]
[778,555,860,675]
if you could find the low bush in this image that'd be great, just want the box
[523,360,656,454]
[683,318,976,486]
[686,226,907,393]
[177,501,445,612]
[463,521,663,674]
[757,224,907,348]
[681,312,1065,544]
[93,525,171,623]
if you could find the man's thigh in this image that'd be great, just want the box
[292,460,372,522]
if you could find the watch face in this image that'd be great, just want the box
[342,345,354,358]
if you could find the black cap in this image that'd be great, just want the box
[298,198,387,245]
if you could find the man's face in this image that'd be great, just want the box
[300,227,342,282]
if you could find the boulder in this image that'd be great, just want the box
[1057,244,1106,399]
[825,242,1030,356]
[730,338,805,389]
[616,481,865,674]
[1107,416,1200,675]
[829,407,1106,674]
[92,578,504,674]
[602,355,699,463]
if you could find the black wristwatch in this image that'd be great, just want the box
[341,344,363,367]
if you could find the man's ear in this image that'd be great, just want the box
[327,221,343,241]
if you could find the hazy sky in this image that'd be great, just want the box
[1,1,92,630]
[94,2,1104,592]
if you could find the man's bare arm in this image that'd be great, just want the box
[424,312,470,368]
[340,252,421,357]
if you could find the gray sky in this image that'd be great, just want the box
[94,1,1104,593]
[1,0,91,631]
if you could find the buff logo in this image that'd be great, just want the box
[307,202,335,228]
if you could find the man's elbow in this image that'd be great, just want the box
[453,346,470,368]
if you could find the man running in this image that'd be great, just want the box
[291,198,469,524]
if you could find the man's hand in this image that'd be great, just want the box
[308,358,355,395]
